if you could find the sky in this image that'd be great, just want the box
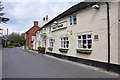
[0,0,84,35]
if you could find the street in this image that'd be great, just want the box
[2,47,118,78]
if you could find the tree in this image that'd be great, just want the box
[8,32,21,43]
[20,33,26,46]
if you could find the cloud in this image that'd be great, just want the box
[2,1,82,35]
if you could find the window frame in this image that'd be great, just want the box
[60,36,69,49]
[38,41,41,47]
[49,38,54,48]
[70,14,77,26]
[77,34,92,50]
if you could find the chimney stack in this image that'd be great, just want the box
[42,15,48,25]
[46,15,48,21]
[34,21,38,27]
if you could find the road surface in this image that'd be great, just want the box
[2,47,118,78]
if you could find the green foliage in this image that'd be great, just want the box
[37,46,46,51]
[37,46,41,50]
[20,33,26,46]
[3,46,14,48]
[8,32,26,46]
[9,43,20,47]
[8,32,21,43]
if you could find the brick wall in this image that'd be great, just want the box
[26,21,40,49]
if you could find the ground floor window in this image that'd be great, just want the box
[42,40,46,47]
[49,39,54,47]
[77,34,92,50]
[38,41,41,47]
[60,37,69,49]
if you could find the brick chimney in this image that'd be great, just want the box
[42,15,48,25]
[46,15,48,21]
[34,21,38,27]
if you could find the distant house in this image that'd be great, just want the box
[25,21,40,49]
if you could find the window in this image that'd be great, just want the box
[61,37,69,49]
[43,28,46,34]
[70,14,77,25]
[49,39,54,47]
[42,40,46,47]
[49,26,51,32]
[38,41,41,47]
[70,16,72,25]
[77,34,92,50]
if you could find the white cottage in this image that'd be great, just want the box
[33,1,120,73]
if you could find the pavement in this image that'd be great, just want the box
[2,47,118,78]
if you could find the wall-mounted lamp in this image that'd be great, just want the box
[53,21,58,24]
[92,4,100,10]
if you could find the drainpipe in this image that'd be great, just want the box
[105,2,110,71]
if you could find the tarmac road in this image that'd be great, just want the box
[2,47,118,78]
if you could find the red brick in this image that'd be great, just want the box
[26,21,40,48]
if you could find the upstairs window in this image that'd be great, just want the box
[60,37,69,49]
[49,26,51,33]
[77,34,92,50]
[70,14,77,26]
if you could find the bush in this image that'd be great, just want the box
[37,46,46,51]
[3,46,14,48]
[37,46,41,50]
[9,43,20,47]
[41,47,46,50]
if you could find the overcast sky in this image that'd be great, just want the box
[1,0,83,35]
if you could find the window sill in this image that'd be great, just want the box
[47,47,53,51]
[59,48,69,53]
[69,24,77,26]
[76,49,92,54]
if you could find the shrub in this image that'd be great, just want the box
[9,43,20,47]
[37,46,46,51]
[3,46,14,48]
[40,47,46,51]
[37,46,41,50]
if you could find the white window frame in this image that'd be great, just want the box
[77,34,92,50]
[38,41,41,47]
[48,26,51,33]
[42,39,46,47]
[49,38,54,48]
[60,36,69,49]
[70,14,77,26]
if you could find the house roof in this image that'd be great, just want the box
[26,26,40,34]
[38,2,97,31]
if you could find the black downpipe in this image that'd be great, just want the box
[106,2,110,71]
